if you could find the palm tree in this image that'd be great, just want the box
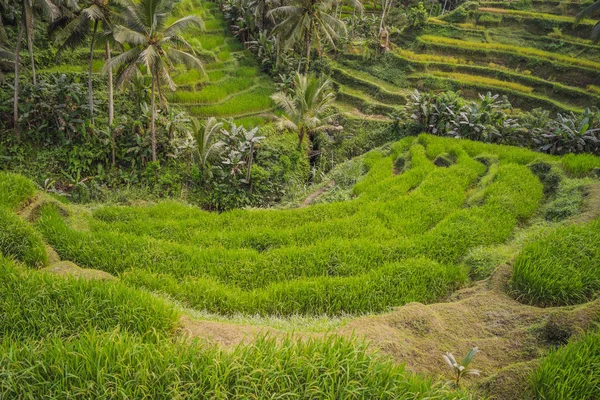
[577,0,599,43]
[269,0,346,73]
[55,0,122,124]
[13,0,60,139]
[271,72,337,147]
[192,117,224,173]
[107,0,204,162]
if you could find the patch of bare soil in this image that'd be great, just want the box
[341,264,600,397]
[179,316,291,347]
[42,261,116,281]
[299,180,335,208]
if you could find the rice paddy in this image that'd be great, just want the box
[2,133,600,398]
[332,0,600,118]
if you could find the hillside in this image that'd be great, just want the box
[2,135,600,398]
[41,0,276,126]
[332,1,600,117]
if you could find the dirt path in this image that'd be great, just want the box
[299,180,335,208]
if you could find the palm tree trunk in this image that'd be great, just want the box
[13,20,24,141]
[88,20,99,124]
[105,41,114,126]
[246,143,253,183]
[150,73,157,163]
[23,5,36,85]
[304,32,312,74]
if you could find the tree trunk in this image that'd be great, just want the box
[24,6,36,85]
[304,31,312,74]
[88,20,99,124]
[246,143,253,183]
[106,41,114,126]
[13,20,24,141]
[150,73,157,163]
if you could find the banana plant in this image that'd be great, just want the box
[442,347,480,386]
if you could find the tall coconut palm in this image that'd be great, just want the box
[268,0,346,73]
[54,0,122,125]
[107,0,204,162]
[13,0,60,139]
[271,72,337,147]
[577,0,599,42]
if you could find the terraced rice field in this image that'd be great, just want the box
[333,0,600,117]
[23,134,599,316]
[2,135,600,397]
[166,2,276,123]
[40,0,276,125]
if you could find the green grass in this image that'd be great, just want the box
[511,218,600,306]
[0,255,179,341]
[0,207,47,268]
[477,7,596,25]
[186,86,274,117]
[0,331,469,399]
[169,78,255,104]
[0,172,36,210]
[530,329,600,399]
[418,35,600,70]
[34,136,552,316]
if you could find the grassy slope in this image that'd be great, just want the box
[30,134,600,319]
[39,0,275,126]
[1,135,600,398]
[333,1,600,117]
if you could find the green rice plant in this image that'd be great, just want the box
[418,35,600,70]
[0,172,36,210]
[170,78,255,104]
[0,331,469,399]
[217,50,231,61]
[511,218,600,306]
[0,208,48,268]
[330,64,408,104]
[530,329,600,399]
[197,34,225,51]
[0,255,179,341]
[430,72,534,93]
[187,86,274,117]
[478,7,596,24]
[234,65,259,78]
[122,257,466,316]
[561,152,600,176]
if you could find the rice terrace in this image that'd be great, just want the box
[0,0,599,397]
